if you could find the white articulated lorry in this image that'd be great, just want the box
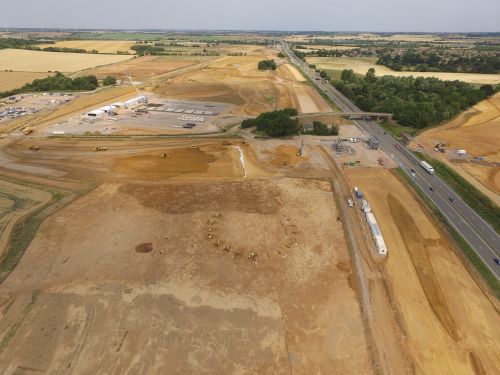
[420,160,435,175]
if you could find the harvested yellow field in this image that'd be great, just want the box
[0,49,132,73]
[0,71,53,91]
[300,45,358,51]
[308,56,500,85]
[37,40,136,54]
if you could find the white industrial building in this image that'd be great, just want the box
[85,95,147,118]
[365,212,387,255]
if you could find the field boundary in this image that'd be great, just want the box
[394,168,500,299]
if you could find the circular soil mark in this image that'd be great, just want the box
[135,243,153,253]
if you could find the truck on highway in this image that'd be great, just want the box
[420,160,435,175]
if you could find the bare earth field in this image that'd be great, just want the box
[0,49,133,73]
[414,92,500,201]
[347,168,500,375]
[0,137,372,374]
[153,55,330,116]
[308,56,500,85]
[82,55,210,80]
[0,72,53,91]
[38,40,136,54]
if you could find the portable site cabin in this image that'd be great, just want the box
[365,212,387,255]
[86,109,106,118]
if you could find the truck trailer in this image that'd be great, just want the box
[420,160,435,175]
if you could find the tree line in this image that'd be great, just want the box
[333,68,498,129]
[377,51,500,74]
[0,73,117,99]
[241,109,298,136]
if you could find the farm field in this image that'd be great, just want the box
[0,49,132,73]
[0,138,372,374]
[37,40,136,54]
[0,72,53,91]
[308,56,500,85]
[414,92,500,201]
[347,168,500,375]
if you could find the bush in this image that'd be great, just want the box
[277,52,285,58]
[258,59,277,70]
[102,76,117,86]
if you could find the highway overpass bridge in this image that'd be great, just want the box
[292,112,393,120]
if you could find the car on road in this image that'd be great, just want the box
[394,144,401,150]
[429,187,435,191]
[494,258,500,265]
[449,197,456,203]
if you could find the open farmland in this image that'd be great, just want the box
[37,40,136,54]
[0,49,132,73]
[0,72,53,91]
[308,56,500,84]
[347,168,500,375]
[414,92,500,201]
[0,138,372,374]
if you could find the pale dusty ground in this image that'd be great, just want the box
[0,72,53,91]
[0,49,133,73]
[414,92,500,200]
[153,55,330,116]
[0,176,372,374]
[38,40,136,54]
[308,56,500,85]
[347,168,500,375]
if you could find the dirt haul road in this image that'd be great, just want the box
[347,168,500,375]
[0,138,373,374]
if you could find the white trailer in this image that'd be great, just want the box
[365,212,387,255]
[420,160,435,175]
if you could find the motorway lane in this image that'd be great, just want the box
[283,43,500,279]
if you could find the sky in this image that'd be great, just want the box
[1,0,499,32]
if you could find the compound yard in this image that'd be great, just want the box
[0,139,372,374]
[0,49,132,73]
[308,56,500,85]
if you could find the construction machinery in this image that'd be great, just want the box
[23,128,34,135]
[93,146,108,152]
[242,140,249,146]
[27,145,39,151]
[191,144,200,150]
[222,140,233,146]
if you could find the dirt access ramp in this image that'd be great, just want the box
[0,178,373,374]
[414,92,500,200]
[347,168,500,375]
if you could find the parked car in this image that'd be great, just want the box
[429,187,435,191]
[347,199,354,207]
[449,197,456,203]
[493,258,500,265]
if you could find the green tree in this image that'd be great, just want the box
[102,76,117,86]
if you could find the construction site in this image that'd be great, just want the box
[0,33,499,375]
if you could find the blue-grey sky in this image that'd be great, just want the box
[2,0,499,32]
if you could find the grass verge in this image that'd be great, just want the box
[413,152,500,233]
[395,168,500,298]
